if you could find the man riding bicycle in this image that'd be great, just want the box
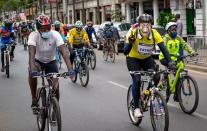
[84,21,98,45]
[68,20,91,65]
[0,19,16,72]
[124,14,174,118]
[159,22,196,101]
[28,14,74,113]
[52,20,65,41]
[20,21,30,43]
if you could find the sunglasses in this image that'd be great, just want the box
[76,27,82,31]
[169,26,177,32]
[39,25,51,32]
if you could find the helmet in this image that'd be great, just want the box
[4,19,13,28]
[75,21,83,28]
[36,14,50,29]
[54,20,61,26]
[137,14,153,24]
[165,22,177,31]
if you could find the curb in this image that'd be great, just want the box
[186,64,207,72]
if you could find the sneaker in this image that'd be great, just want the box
[134,108,143,118]
[31,99,39,115]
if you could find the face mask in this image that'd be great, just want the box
[170,32,177,38]
[55,27,60,32]
[41,31,51,39]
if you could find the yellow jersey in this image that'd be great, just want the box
[125,28,163,59]
[68,28,89,45]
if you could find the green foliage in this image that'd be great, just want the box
[111,9,125,22]
[0,0,30,12]
[157,11,175,28]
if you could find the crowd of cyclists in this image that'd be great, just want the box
[0,13,199,131]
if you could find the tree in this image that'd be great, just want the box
[111,9,125,22]
[157,11,175,28]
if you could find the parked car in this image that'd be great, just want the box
[96,22,131,52]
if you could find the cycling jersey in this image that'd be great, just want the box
[84,26,96,40]
[28,30,64,63]
[125,28,163,59]
[0,26,14,45]
[159,34,193,61]
[68,28,89,45]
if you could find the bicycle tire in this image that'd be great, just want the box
[5,54,9,78]
[47,97,61,131]
[103,46,108,61]
[90,51,96,70]
[71,62,78,83]
[127,85,142,126]
[150,91,169,131]
[24,38,27,51]
[178,75,199,114]
[79,62,89,87]
[109,43,115,63]
[37,88,47,131]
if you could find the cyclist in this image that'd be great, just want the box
[110,22,120,55]
[68,20,91,65]
[159,22,195,101]
[28,14,74,113]
[0,19,16,72]
[102,22,115,48]
[20,21,30,43]
[52,20,65,40]
[124,14,174,118]
[84,21,97,45]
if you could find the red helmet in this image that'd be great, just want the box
[36,14,50,29]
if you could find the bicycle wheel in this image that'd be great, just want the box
[79,62,89,87]
[109,43,115,63]
[103,46,108,61]
[178,75,199,114]
[71,62,78,83]
[24,38,27,51]
[37,88,47,131]
[90,50,96,70]
[5,54,10,78]
[47,97,61,131]
[150,91,169,131]
[127,85,142,126]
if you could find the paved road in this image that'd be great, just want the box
[0,45,207,131]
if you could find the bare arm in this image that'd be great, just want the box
[58,45,73,70]
[28,45,36,71]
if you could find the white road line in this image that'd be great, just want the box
[108,80,207,120]
[188,69,207,78]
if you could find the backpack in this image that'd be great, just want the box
[103,26,114,38]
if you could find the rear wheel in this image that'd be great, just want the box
[178,75,199,114]
[24,38,27,51]
[103,45,108,62]
[79,61,89,87]
[47,97,61,131]
[150,91,169,131]
[5,54,10,78]
[127,85,142,126]
[109,43,115,63]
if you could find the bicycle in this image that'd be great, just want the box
[34,71,69,131]
[55,48,62,70]
[158,54,199,114]
[102,38,115,63]
[71,48,89,87]
[85,47,96,70]
[23,35,29,51]
[127,70,169,131]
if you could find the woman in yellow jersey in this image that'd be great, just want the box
[124,14,175,118]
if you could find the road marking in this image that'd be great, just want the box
[107,81,128,90]
[188,69,207,78]
[108,80,207,120]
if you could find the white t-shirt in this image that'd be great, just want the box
[28,30,64,63]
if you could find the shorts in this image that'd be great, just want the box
[35,59,58,74]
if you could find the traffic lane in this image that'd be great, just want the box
[95,50,207,116]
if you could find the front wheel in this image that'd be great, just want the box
[178,75,199,114]
[150,91,169,131]
[127,85,142,126]
[47,97,61,131]
[90,51,96,70]
[37,88,46,131]
[71,62,78,83]
[79,62,89,87]
[5,54,10,78]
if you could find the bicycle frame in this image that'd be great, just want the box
[167,60,185,94]
[74,48,85,73]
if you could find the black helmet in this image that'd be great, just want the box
[137,14,153,24]
[4,19,13,28]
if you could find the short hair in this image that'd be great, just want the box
[175,14,180,19]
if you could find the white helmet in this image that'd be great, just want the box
[75,20,83,28]
[165,22,177,31]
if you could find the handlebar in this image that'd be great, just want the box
[33,72,70,79]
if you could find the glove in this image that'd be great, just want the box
[168,61,176,70]
[128,36,135,44]
[31,70,41,77]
